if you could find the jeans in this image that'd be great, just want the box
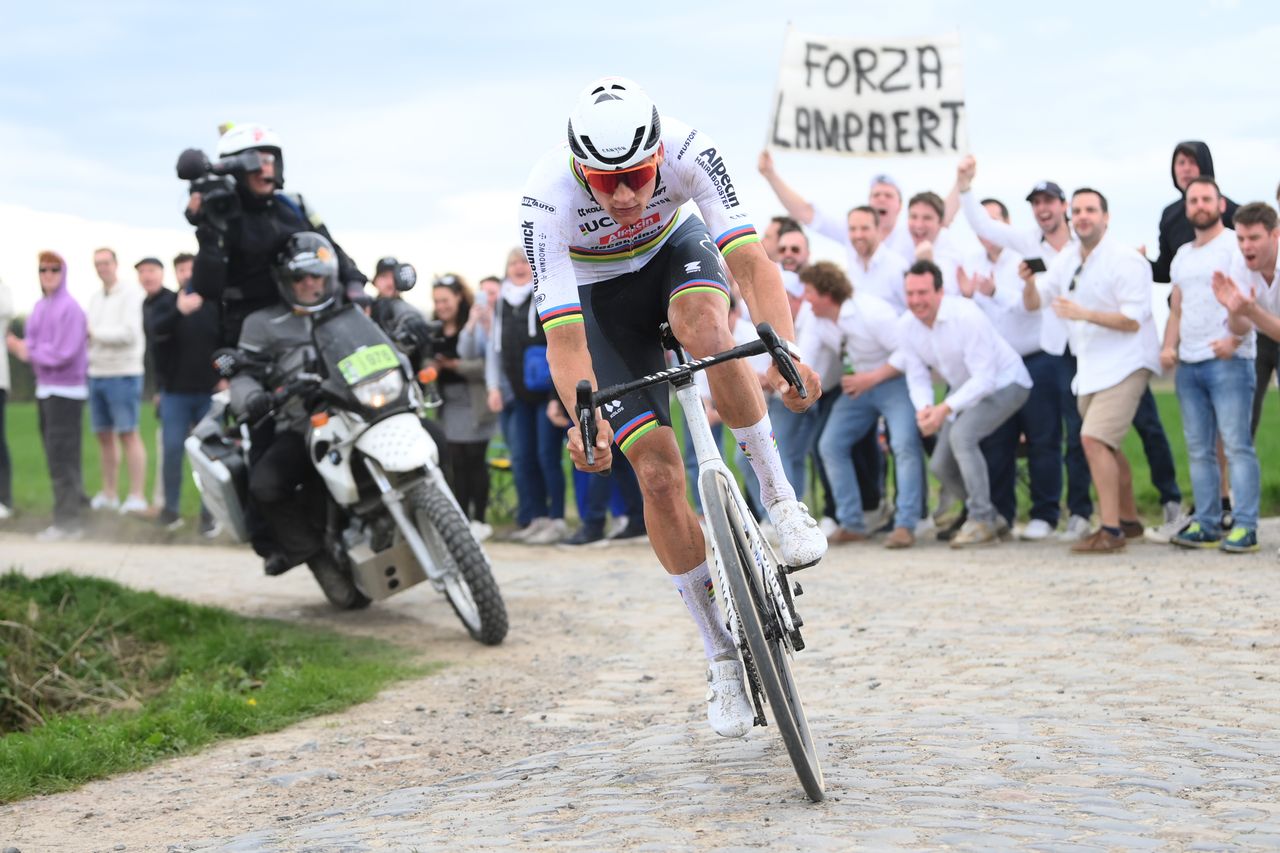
[984,351,1064,526]
[504,398,565,526]
[1252,334,1279,437]
[0,389,11,508]
[159,392,212,515]
[38,395,87,528]
[1176,358,1261,531]
[768,397,823,502]
[932,383,1031,524]
[818,376,923,533]
[1133,386,1181,506]
[1057,352,1093,519]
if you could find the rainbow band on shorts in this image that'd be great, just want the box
[716,225,759,256]
[616,411,659,453]
[669,278,730,306]
[538,303,583,330]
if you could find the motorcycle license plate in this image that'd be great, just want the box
[338,344,400,384]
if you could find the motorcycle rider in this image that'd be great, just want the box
[186,123,368,346]
[228,232,361,602]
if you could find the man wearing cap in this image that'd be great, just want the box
[955,157,1184,541]
[87,247,149,515]
[141,256,222,532]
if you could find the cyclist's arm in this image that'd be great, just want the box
[726,242,795,342]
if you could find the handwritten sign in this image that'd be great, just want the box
[769,30,968,157]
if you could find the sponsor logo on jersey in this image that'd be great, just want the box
[694,147,740,208]
[521,196,556,214]
[521,220,539,282]
[676,129,697,159]
[577,205,603,217]
[597,213,661,247]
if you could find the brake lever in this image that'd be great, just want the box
[576,380,597,467]
[756,322,808,399]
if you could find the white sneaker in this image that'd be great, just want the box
[1018,518,1054,541]
[767,499,827,568]
[0,503,11,521]
[469,520,493,542]
[1057,514,1092,542]
[525,517,568,545]
[607,514,629,538]
[1144,502,1190,544]
[119,495,150,515]
[706,659,753,738]
[915,516,937,538]
[818,515,838,537]
[510,516,548,542]
[36,524,83,542]
[90,492,119,511]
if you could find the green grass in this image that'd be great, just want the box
[0,571,429,802]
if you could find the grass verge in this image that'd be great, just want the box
[0,570,430,803]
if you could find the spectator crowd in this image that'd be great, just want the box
[0,137,1277,561]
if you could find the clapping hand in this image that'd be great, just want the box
[1212,271,1254,316]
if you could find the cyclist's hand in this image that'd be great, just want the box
[769,359,822,413]
[567,416,614,473]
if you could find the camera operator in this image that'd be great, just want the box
[184,123,367,347]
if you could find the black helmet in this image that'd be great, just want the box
[273,232,339,314]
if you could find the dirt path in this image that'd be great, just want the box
[3,526,1280,851]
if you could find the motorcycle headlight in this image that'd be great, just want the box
[352,370,404,409]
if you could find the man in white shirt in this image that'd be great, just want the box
[1212,202,1280,436]
[892,260,1033,548]
[957,197,1063,541]
[808,262,922,549]
[906,192,964,295]
[86,247,149,515]
[757,151,914,268]
[1023,188,1162,554]
[1160,178,1260,553]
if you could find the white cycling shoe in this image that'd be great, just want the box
[706,659,754,738]
[767,499,827,569]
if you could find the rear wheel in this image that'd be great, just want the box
[703,472,824,802]
[406,482,508,645]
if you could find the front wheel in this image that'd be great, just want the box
[406,482,508,645]
[703,473,825,802]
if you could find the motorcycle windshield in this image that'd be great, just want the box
[313,306,410,410]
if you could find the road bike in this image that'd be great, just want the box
[576,322,825,802]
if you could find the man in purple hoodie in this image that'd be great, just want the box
[6,251,90,540]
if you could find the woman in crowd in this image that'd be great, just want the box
[433,274,497,537]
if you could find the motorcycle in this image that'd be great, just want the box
[185,290,508,645]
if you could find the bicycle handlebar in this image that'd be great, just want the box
[576,322,807,466]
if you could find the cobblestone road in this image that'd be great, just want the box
[2,521,1279,851]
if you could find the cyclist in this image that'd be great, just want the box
[520,76,826,738]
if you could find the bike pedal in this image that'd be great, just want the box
[793,582,803,597]
[783,558,820,574]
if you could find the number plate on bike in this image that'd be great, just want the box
[337,344,399,385]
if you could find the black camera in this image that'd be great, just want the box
[176,148,264,231]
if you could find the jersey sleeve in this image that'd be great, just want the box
[519,168,582,332]
[668,122,760,258]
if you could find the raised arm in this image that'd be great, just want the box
[757,149,814,225]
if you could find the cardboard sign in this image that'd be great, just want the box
[769,30,968,157]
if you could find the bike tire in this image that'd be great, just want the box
[703,473,825,802]
[406,482,508,645]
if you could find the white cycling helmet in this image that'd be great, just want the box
[216,122,285,188]
[567,76,662,170]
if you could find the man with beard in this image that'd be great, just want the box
[1161,178,1259,552]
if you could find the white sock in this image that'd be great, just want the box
[671,561,737,661]
[730,414,796,508]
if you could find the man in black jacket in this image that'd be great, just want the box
[186,123,367,347]
[1152,141,1240,284]
[141,253,221,532]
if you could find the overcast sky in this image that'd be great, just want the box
[1,0,1276,312]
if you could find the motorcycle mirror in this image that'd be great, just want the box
[394,263,417,292]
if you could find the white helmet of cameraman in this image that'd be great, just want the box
[567,76,662,170]
[217,122,285,188]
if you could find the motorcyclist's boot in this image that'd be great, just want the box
[263,552,292,576]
